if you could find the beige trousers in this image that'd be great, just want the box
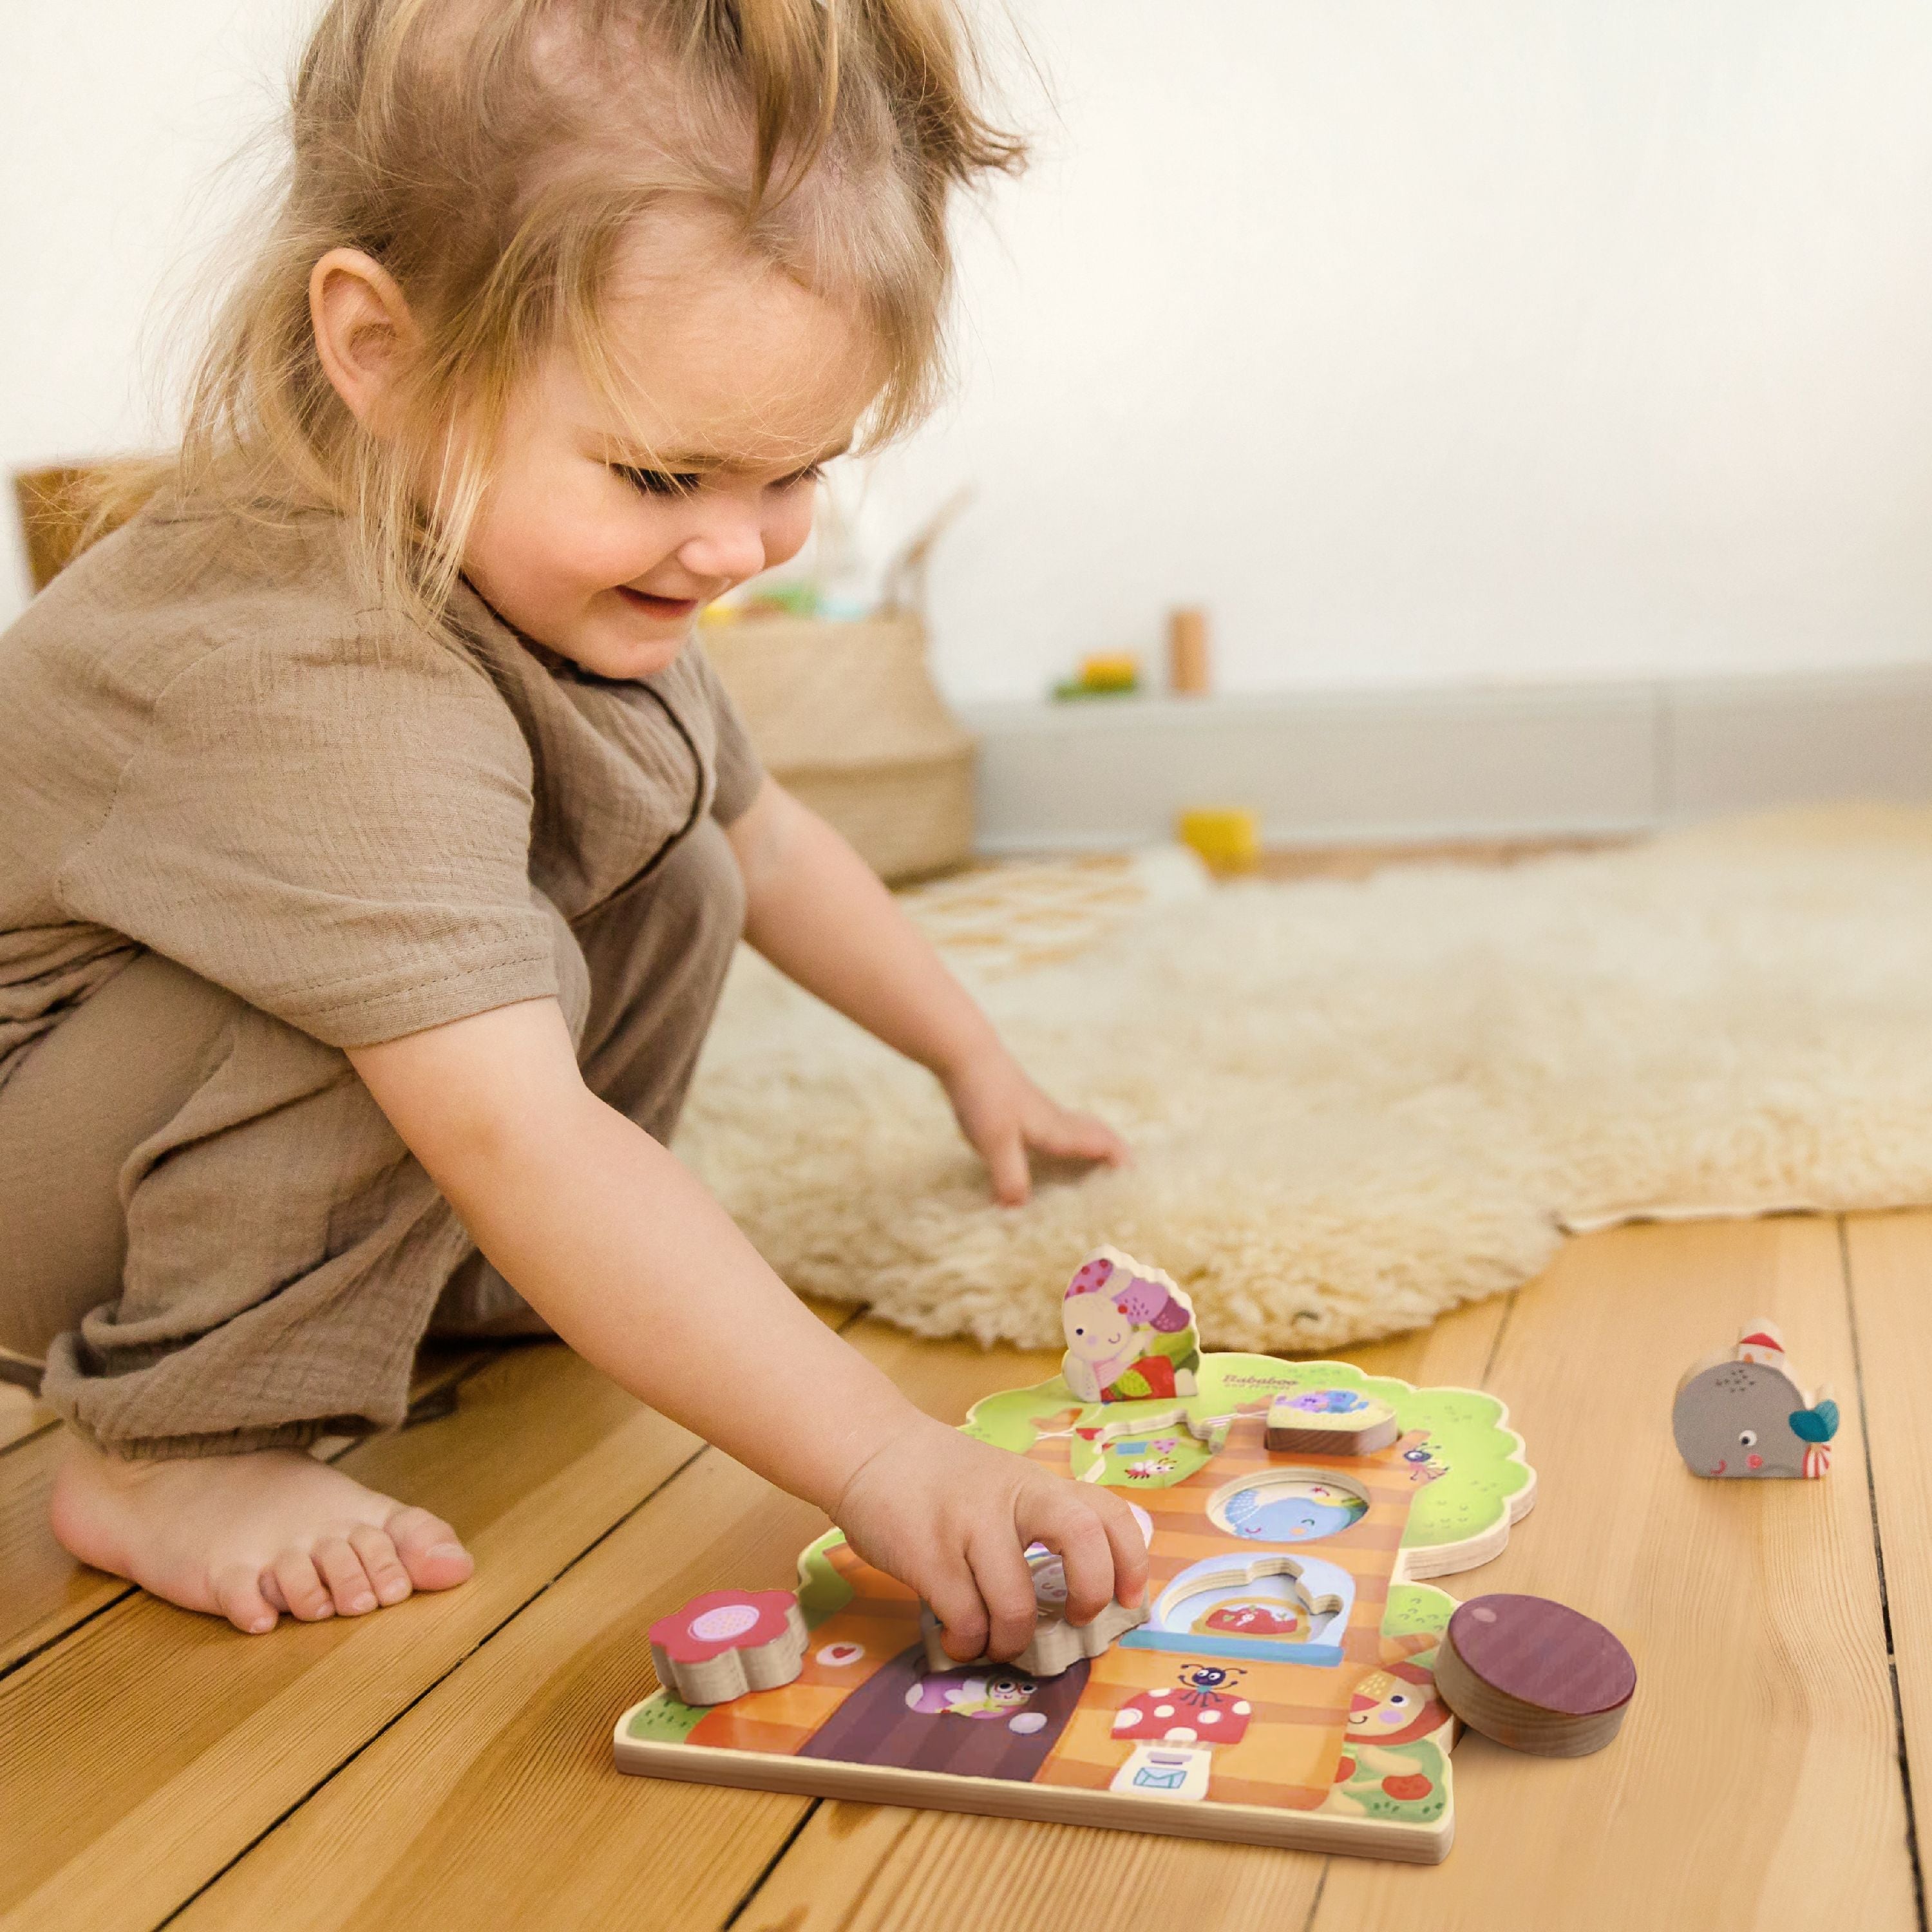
[0,819,744,1459]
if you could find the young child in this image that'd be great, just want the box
[0,0,1148,1658]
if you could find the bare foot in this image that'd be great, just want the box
[50,1437,475,1634]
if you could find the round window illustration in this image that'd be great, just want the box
[1208,1472,1368,1544]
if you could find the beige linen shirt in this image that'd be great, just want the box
[0,498,762,1081]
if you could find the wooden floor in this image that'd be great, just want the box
[1,1210,1926,1930]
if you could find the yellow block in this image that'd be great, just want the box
[1078,653,1141,691]
[1178,807,1260,873]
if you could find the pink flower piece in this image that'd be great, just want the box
[650,1589,799,1664]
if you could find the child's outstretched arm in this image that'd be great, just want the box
[725,779,1129,1204]
[349,1002,1148,1659]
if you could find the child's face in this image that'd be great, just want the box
[460,210,882,679]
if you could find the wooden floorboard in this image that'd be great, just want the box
[728,1293,1512,1932]
[9,1219,1923,1929]
[171,1451,828,1932]
[1309,1218,1916,1932]
[0,1342,700,1932]
[0,1345,498,1677]
[1842,1211,1932,1888]
[0,1388,54,1454]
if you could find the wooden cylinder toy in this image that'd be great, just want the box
[1434,1594,1635,1757]
[1168,607,1210,696]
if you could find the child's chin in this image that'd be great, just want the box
[568,625,691,681]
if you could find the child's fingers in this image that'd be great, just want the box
[1034,1499,1115,1626]
[1028,1484,1148,1621]
[968,1528,1043,1660]
[980,1125,1032,1206]
[1028,1107,1129,1168]
[1096,1490,1151,1606]
[923,1561,992,1663]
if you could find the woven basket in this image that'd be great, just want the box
[703,614,976,883]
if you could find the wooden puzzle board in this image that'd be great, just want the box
[614,1352,1534,1864]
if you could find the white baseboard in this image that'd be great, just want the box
[961,665,1932,849]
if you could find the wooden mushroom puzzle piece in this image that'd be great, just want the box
[1671,1320,1839,1480]
[650,1589,808,1705]
[920,1543,1150,1676]
[1433,1595,1636,1757]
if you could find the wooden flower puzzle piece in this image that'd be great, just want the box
[919,1544,1150,1676]
[1059,1246,1202,1406]
[1671,1320,1840,1480]
[1265,1387,1401,1456]
[649,1589,808,1705]
[1432,1594,1636,1758]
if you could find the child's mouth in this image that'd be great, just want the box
[616,587,700,621]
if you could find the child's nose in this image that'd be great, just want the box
[676,508,767,585]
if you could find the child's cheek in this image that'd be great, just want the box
[561,499,673,596]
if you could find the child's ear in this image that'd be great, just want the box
[308,247,422,436]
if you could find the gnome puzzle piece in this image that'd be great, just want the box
[1060,1247,1202,1405]
[1671,1321,1839,1480]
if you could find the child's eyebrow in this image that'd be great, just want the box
[601,437,852,474]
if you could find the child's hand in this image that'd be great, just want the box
[942,1050,1128,1206]
[833,1415,1150,1662]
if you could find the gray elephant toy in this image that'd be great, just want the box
[1671,1321,1838,1481]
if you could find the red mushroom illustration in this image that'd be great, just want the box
[1109,1664,1254,1749]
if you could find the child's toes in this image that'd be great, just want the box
[213,1564,279,1635]
[313,1535,379,1615]
[350,1524,413,1605]
[386,1506,474,1593]
[272,1551,336,1621]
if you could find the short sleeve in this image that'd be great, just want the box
[56,624,559,1048]
[690,646,766,825]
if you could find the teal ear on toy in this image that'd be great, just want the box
[1789,1400,1839,1444]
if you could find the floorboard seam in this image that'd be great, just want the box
[0,1418,59,1461]
[719,1798,824,1929]
[0,1584,136,1681]
[151,1439,715,1930]
[1477,1291,1519,1389]
[1297,1861,1331,1932]
[1839,1216,1928,1932]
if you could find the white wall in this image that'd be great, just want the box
[8,1,1932,705]
[0,1,310,554]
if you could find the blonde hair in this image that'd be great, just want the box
[96,0,1022,625]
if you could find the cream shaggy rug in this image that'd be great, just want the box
[676,806,1932,1353]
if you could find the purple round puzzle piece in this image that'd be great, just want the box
[1447,1594,1635,1717]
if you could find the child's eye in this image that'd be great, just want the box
[773,464,824,491]
[613,465,702,498]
